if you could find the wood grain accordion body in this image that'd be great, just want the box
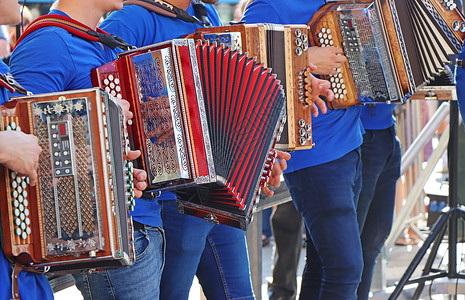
[308,0,465,108]
[0,88,135,273]
[93,39,286,229]
[186,24,315,151]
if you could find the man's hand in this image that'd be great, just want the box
[308,74,335,117]
[123,149,147,197]
[0,131,42,186]
[262,150,291,197]
[116,98,133,122]
[307,46,347,75]
[132,168,147,198]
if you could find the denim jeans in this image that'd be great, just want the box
[160,200,254,300]
[73,225,165,300]
[268,201,303,300]
[262,207,273,238]
[284,148,363,300]
[356,127,401,300]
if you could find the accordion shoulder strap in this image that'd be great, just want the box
[15,14,132,50]
[123,0,206,26]
[0,73,29,95]
[10,262,22,300]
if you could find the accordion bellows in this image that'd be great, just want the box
[187,24,315,151]
[93,39,286,229]
[0,88,135,272]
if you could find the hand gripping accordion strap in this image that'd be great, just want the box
[14,14,132,50]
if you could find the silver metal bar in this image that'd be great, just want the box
[385,126,449,251]
[400,102,450,175]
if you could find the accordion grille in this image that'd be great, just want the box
[74,116,95,236]
[35,118,57,240]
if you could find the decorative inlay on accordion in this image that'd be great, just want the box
[0,88,135,273]
[186,24,314,151]
[308,0,465,109]
[93,39,286,229]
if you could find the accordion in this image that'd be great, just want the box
[308,0,465,109]
[0,88,135,273]
[92,39,285,229]
[186,24,314,151]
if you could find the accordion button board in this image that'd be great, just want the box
[189,24,315,151]
[0,88,135,273]
[309,1,401,107]
[93,39,286,230]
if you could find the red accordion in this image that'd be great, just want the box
[0,88,135,272]
[93,39,285,229]
[186,24,314,151]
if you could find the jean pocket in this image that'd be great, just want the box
[134,229,150,261]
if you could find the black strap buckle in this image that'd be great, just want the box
[457,59,465,68]
[141,190,161,199]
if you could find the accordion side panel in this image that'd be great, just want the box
[91,60,149,188]
[283,25,314,150]
[1,89,134,271]
[308,8,360,108]
[0,109,41,260]
[131,47,191,187]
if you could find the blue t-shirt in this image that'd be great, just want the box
[9,10,162,228]
[100,3,222,221]
[0,61,53,300]
[242,0,364,173]
[100,3,222,47]
[456,43,465,121]
[360,103,396,130]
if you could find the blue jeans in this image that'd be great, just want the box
[262,207,273,238]
[284,149,363,300]
[160,200,254,300]
[73,225,165,300]
[356,127,401,300]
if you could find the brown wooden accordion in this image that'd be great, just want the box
[308,0,465,109]
[0,88,135,273]
[92,39,285,229]
[186,24,314,151]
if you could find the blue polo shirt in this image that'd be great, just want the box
[100,4,222,216]
[9,10,162,227]
[242,0,364,173]
[0,61,53,300]
[360,104,396,130]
